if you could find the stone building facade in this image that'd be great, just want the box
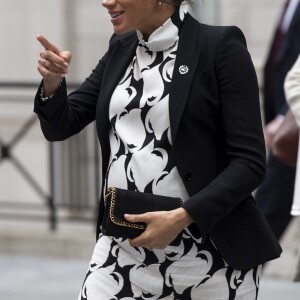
[0,0,285,82]
[0,0,286,214]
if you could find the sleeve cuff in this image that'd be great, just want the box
[38,78,64,103]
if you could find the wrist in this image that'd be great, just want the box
[42,78,63,97]
[173,207,193,229]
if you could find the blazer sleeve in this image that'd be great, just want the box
[182,26,266,238]
[33,36,116,141]
[285,54,300,126]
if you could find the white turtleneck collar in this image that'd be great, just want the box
[136,4,188,52]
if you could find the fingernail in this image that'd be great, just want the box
[63,62,68,67]
[124,214,131,218]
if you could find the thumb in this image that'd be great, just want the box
[59,51,72,63]
[124,213,149,223]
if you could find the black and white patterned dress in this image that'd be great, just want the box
[78,5,261,300]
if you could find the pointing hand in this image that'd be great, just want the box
[36,34,72,96]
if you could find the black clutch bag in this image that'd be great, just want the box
[102,187,184,239]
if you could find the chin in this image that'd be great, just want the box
[113,25,133,36]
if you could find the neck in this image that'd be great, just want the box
[140,4,176,40]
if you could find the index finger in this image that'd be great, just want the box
[36,34,59,54]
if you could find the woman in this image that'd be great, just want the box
[35,0,282,299]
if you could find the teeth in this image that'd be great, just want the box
[111,12,123,18]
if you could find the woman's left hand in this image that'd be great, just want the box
[125,208,193,250]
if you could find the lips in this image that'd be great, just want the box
[109,11,125,19]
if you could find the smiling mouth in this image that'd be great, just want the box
[110,11,125,19]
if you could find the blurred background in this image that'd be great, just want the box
[0,0,299,299]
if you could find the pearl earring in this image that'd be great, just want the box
[159,1,162,5]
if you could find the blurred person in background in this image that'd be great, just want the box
[284,54,300,281]
[34,0,281,299]
[284,54,300,216]
[255,0,300,240]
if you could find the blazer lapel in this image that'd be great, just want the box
[169,14,201,145]
[97,33,138,161]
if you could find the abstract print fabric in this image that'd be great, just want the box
[78,232,261,300]
[78,5,261,300]
[105,4,190,200]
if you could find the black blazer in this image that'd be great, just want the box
[263,2,300,123]
[34,13,282,270]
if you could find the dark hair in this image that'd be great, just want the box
[165,0,193,7]
[173,0,192,5]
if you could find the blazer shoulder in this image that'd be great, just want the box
[196,21,247,47]
[182,15,247,54]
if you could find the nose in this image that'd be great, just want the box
[102,0,115,8]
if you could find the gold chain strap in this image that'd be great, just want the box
[105,187,146,230]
